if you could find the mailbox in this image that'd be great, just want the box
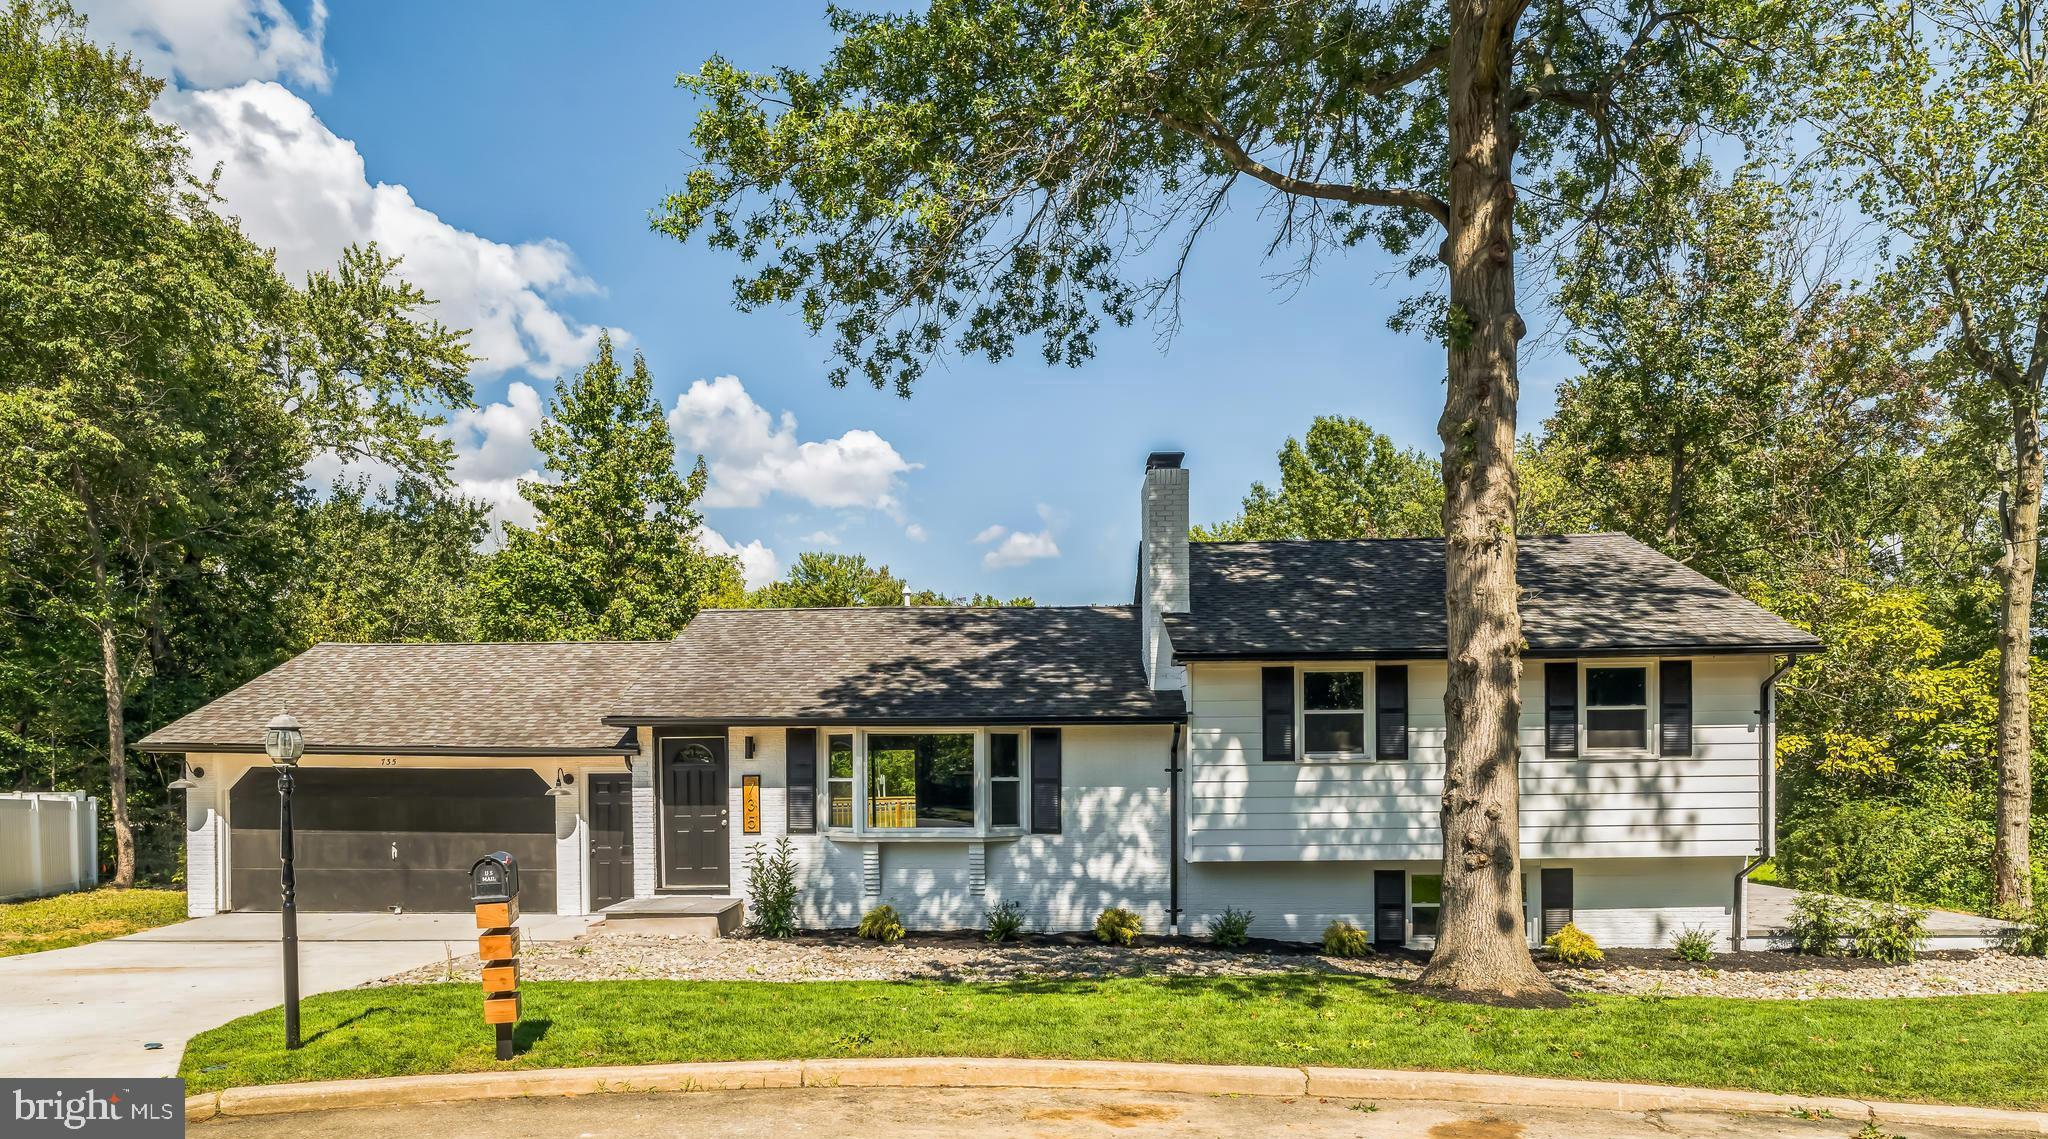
[470,852,519,904]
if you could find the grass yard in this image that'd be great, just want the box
[180,975,2048,1107]
[0,887,186,957]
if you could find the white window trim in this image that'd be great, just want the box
[1580,660,1657,758]
[1297,664,1374,762]
[821,726,1031,840]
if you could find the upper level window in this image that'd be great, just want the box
[865,732,975,829]
[1585,666,1649,751]
[1303,669,1367,758]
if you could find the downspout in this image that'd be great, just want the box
[1167,721,1183,936]
[1733,655,1799,950]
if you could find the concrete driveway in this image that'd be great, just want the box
[0,912,593,1078]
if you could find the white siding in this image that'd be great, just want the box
[1561,857,1740,950]
[726,725,1173,933]
[1185,656,1769,862]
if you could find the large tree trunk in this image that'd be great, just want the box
[84,513,136,889]
[1417,0,1553,997]
[1993,397,2040,913]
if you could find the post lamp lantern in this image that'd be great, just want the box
[264,712,305,1050]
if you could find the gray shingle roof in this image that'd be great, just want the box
[135,642,672,754]
[1162,533,1820,659]
[608,606,1185,724]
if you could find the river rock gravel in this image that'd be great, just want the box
[369,931,2048,1000]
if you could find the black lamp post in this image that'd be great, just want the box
[264,712,305,1050]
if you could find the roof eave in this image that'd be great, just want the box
[1172,640,1821,662]
[604,711,1186,728]
[133,741,642,757]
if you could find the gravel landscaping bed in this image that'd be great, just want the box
[370,930,2048,1000]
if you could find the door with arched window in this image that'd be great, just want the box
[660,736,728,890]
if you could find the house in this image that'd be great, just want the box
[140,452,1819,949]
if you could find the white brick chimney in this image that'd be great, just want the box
[1139,451,1190,693]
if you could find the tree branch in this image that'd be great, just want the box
[1149,110,1450,228]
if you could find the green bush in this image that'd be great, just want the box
[857,903,905,944]
[1209,907,1253,949]
[1672,924,1717,963]
[1779,799,1995,915]
[742,836,800,938]
[1544,922,1604,964]
[1998,901,2048,957]
[1788,893,1927,962]
[983,900,1024,943]
[1852,902,1927,964]
[1094,906,1142,946]
[1321,920,1372,958]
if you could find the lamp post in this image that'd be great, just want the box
[264,712,305,1050]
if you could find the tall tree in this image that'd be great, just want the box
[1810,0,2048,910]
[296,477,490,645]
[471,334,742,640]
[0,2,474,883]
[1193,415,1443,539]
[661,0,1797,993]
[741,552,915,608]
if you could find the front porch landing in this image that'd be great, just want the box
[598,896,743,938]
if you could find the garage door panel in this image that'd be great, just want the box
[228,767,556,913]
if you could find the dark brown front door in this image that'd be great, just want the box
[588,773,634,910]
[661,736,728,889]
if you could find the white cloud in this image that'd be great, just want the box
[903,523,928,542]
[441,381,548,531]
[78,0,331,90]
[701,528,781,591]
[974,509,1061,569]
[667,376,918,513]
[154,81,610,380]
[797,530,841,547]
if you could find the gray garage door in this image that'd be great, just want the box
[229,768,556,913]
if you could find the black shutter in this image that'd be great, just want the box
[1659,660,1694,757]
[786,728,817,833]
[1375,665,1409,760]
[1030,727,1062,834]
[1261,666,1296,762]
[1541,867,1575,938]
[1544,662,1579,758]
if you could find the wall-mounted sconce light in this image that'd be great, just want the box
[544,768,576,797]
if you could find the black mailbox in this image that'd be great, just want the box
[470,852,519,904]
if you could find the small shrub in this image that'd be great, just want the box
[1209,906,1254,949]
[1671,924,1717,963]
[1787,893,1857,957]
[742,836,800,938]
[983,899,1025,943]
[1998,901,2048,957]
[1851,901,1927,964]
[1321,920,1372,958]
[857,903,905,944]
[1544,922,1604,964]
[1094,906,1142,946]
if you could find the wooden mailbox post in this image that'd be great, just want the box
[471,851,521,1061]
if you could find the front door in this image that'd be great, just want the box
[661,736,728,889]
[588,773,634,910]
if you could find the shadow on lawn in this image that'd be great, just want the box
[302,1005,397,1046]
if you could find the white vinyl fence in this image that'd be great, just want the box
[0,791,99,901]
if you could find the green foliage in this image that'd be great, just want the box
[1192,416,1442,540]
[858,903,905,944]
[1787,894,1927,962]
[470,333,741,640]
[743,837,800,938]
[296,477,489,646]
[734,552,1036,609]
[1672,925,1718,963]
[1998,902,2048,958]
[1321,920,1372,959]
[1779,798,1999,915]
[1543,923,1604,965]
[1209,907,1254,950]
[1093,907,1142,946]
[983,900,1025,943]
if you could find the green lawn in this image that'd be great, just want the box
[0,887,186,956]
[180,976,2048,1107]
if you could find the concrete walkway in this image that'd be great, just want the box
[0,912,593,1078]
[1747,882,2015,939]
[188,1084,2014,1139]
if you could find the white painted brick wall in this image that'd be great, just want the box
[554,775,584,915]
[632,728,658,899]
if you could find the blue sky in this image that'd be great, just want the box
[83,0,1576,604]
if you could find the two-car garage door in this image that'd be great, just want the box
[228,768,556,913]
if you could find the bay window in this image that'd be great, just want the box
[826,733,855,828]
[989,732,1022,828]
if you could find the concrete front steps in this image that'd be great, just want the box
[596,895,743,938]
